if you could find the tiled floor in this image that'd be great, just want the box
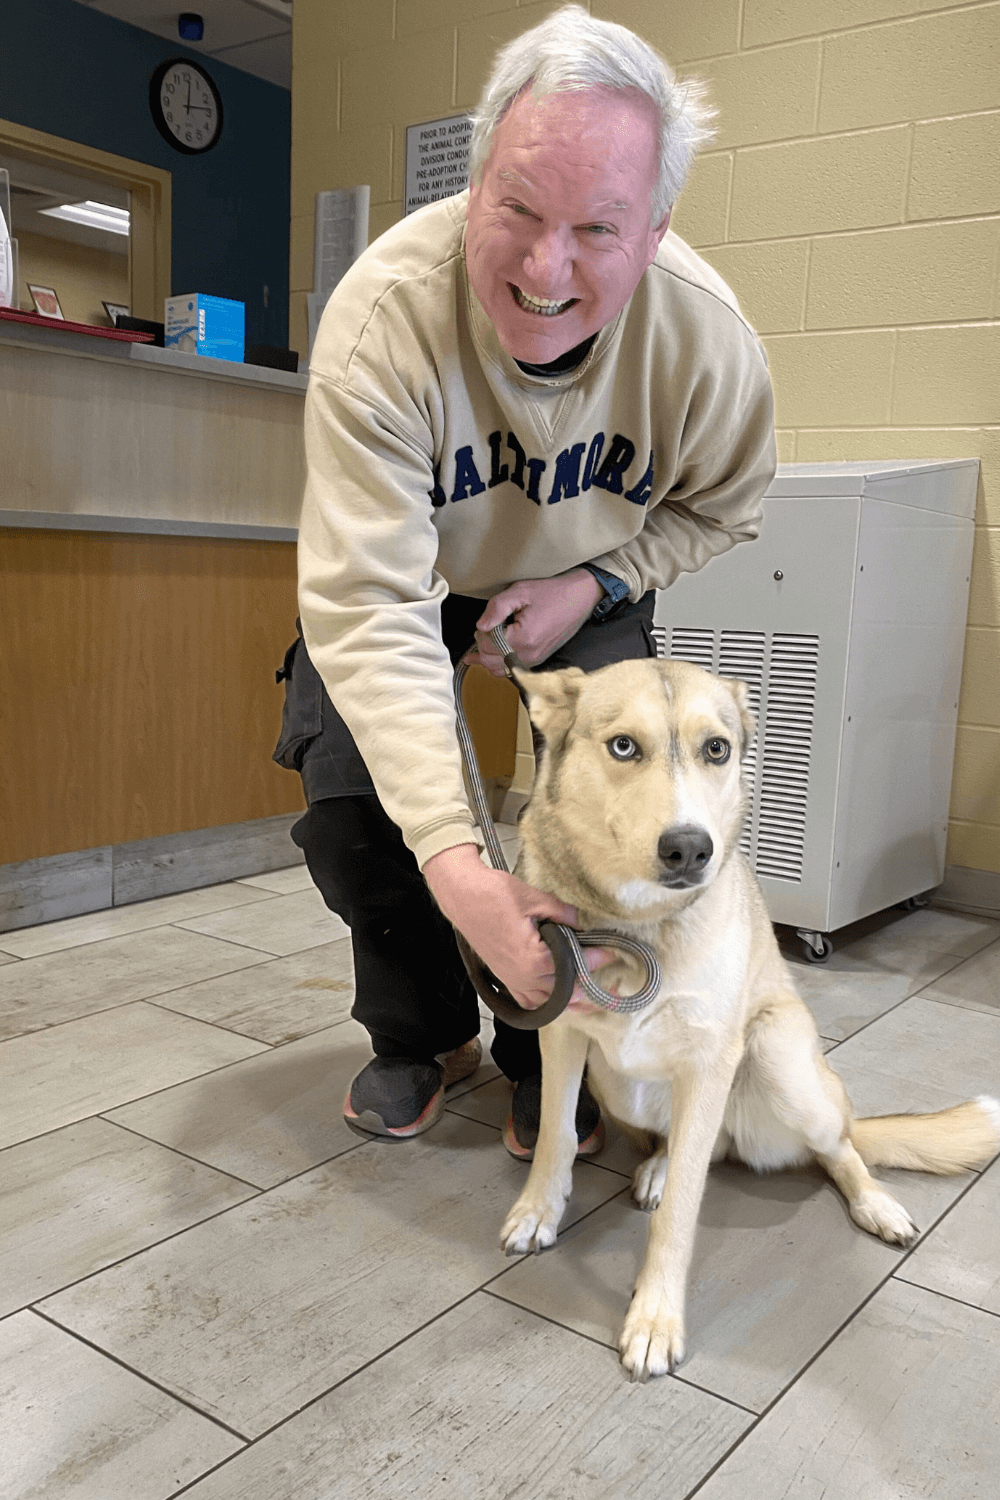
[3,836,1000,1499]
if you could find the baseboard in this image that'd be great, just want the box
[0,813,306,934]
[931,863,1000,919]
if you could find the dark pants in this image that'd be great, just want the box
[276,591,658,1081]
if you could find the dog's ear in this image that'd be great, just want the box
[722,676,757,756]
[513,667,586,739]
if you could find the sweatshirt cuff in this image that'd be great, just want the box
[588,551,644,602]
[411,820,483,873]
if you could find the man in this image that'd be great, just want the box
[279,5,776,1152]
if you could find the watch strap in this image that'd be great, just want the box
[581,563,632,622]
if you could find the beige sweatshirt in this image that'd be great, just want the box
[298,190,776,869]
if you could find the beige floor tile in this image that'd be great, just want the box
[105,1009,504,1191]
[897,1157,1000,1314]
[2,1311,242,1500]
[694,1279,1000,1500]
[497,825,521,857]
[492,1157,913,1413]
[784,959,917,1041]
[0,950,18,964]
[834,905,1000,964]
[0,1002,268,1150]
[0,1118,257,1316]
[105,1020,373,1188]
[916,936,1000,1018]
[178,1292,752,1500]
[0,926,269,1042]
[150,937,356,1044]
[175,888,349,955]
[41,1112,628,1437]
[236,865,314,895]
[778,907,999,1040]
[828,994,1000,1101]
[0,882,276,960]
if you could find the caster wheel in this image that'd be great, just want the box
[804,935,833,964]
[897,894,930,913]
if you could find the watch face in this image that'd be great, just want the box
[150,59,223,154]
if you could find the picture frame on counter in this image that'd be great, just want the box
[103,301,130,325]
[28,284,64,320]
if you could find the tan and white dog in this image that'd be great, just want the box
[501,657,1000,1382]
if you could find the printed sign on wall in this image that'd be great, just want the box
[404,114,472,215]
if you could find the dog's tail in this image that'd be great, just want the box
[851,1095,1000,1174]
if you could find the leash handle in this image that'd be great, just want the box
[454,920,576,1032]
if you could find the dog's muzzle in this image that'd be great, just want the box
[657,824,713,888]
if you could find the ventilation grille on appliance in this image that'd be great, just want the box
[718,632,764,858]
[755,635,819,883]
[666,627,714,670]
[658,626,819,883]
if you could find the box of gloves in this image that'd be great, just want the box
[164,293,245,362]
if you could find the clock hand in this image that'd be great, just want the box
[185,81,191,114]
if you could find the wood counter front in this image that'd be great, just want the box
[0,323,518,873]
[1,527,305,864]
[0,526,518,866]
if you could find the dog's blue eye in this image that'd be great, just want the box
[608,735,640,761]
[704,738,731,764]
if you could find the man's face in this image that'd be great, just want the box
[465,86,670,365]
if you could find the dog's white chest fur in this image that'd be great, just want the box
[570,914,750,1095]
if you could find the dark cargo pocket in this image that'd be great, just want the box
[272,633,323,772]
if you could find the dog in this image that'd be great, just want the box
[500,656,1000,1381]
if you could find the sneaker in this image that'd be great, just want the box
[502,1072,606,1161]
[344,1057,444,1139]
[344,1037,482,1140]
[437,1036,482,1088]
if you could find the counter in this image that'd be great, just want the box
[0,315,306,539]
[0,318,308,930]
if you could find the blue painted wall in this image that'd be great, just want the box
[2,0,290,348]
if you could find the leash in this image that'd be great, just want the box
[452,624,661,1031]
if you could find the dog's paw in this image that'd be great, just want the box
[850,1188,918,1246]
[500,1196,564,1256]
[619,1295,686,1381]
[632,1152,669,1211]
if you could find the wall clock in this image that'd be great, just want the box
[150,58,224,155]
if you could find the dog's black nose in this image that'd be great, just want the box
[657,825,714,885]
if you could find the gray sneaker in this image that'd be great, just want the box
[344,1038,482,1139]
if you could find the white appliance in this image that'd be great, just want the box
[653,460,978,961]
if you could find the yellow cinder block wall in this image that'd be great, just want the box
[291,0,1000,877]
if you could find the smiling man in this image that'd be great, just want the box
[285,6,776,1151]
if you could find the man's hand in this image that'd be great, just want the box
[424,844,609,1011]
[466,569,603,678]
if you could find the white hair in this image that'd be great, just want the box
[468,5,716,222]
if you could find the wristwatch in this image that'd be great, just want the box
[582,563,632,622]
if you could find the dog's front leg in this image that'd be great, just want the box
[619,1051,738,1380]
[500,1023,588,1256]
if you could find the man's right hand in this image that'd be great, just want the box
[423,843,608,1011]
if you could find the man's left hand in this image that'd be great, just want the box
[465,569,603,677]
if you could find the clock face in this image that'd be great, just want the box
[150,59,223,155]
